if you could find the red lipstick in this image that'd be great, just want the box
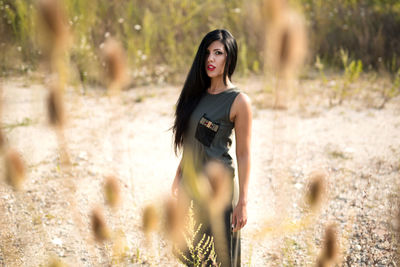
[207,64,216,71]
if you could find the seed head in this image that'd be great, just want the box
[165,198,178,233]
[263,1,307,79]
[395,200,400,261]
[104,175,121,208]
[37,0,69,52]
[5,148,26,190]
[278,28,290,72]
[396,202,400,235]
[262,0,287,24]
[142,204,158,234]
[318,223,339,266]
[102,38,127,94]
[48,257,67,267]
[0,130,4,150]
[91,208,110,242]
[47,87,64,127]
[38,0,66,36]
[164,197,184,244]
[204,160,232,212]
[324,224,338,260]
[306,170,327,210]
[316,257,325,267]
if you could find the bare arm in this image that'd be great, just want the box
[171,158,182,197]
[230,92,252,232]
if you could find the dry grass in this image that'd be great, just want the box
[0,1,399,266]
[103,175,121,209]
[317,223,339,267]
[142,204,158,234]
[101,38,128,95]
[0,75,398,265]
[47,85,64,127]
[91,207,110,242]
[4,148,26,190]
[262,0,307,109]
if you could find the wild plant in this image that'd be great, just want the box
[4,148,26,190]
[174,201,220,267]
[91,207,111,242]
[315,55,327,85]
[262,0,307,109]
[47,257,68,267]
[378,68,400,109]
[142,204,159,234]
[247,169,332,265]
[104,175,121,209]
[330,49,363,106]
[316,224,339,267]
[101,37,128,95]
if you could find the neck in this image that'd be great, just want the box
[209,76,234,93]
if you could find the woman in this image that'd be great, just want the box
[171,29,251,267]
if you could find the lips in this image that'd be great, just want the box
[207,64,216,71]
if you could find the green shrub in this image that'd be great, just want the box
[1,0,399,82]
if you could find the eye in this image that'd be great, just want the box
[215,51,223,55]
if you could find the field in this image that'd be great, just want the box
[1,0,400,266]
[0,73,399,266]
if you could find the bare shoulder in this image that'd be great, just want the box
[236,92,251,106]
[230,92,252,122]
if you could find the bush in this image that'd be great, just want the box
[0,0,399,84]
[301,0,400,71]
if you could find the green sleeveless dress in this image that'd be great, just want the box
[183,88,240,172]
[181,87,241,267]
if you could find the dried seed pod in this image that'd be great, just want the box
[5,148,26,190]
[316,257,325,267]
[396,203,400,238]
[306,170,327,210]
[263,1,307,78]
[246,0,308,109]
[395,200,400,266]
[38,0,69,48]
[102,38,127,94]
[262,0,307,109]
[317,223,339,266]
[262,0,287,24]
[142,204,158,234]
[278,28,290,72]
[0,129,4,150]
[165,198,178,233]
[204,160,232,211]
[48,257,67,267]
[91,208,110,242]
[164,197,185,244]
[104,175,121,208]
[324,224,338,260]
[47,87,64,127]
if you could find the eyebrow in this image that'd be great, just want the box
[207,48,224,52]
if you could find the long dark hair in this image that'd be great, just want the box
[172,29,238,153]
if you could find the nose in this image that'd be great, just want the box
[207,53,215,63]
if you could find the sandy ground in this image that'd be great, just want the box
[0,75,399,266]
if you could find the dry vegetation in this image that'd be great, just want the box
[0,73,399,266]
[0,0,400,266]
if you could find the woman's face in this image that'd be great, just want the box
[205,40,227,79]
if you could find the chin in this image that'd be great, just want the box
[206,72,222,79]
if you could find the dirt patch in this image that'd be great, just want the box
[0,76,399,266]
